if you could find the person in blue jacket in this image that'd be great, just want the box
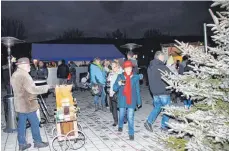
[113,60,142,141]
[90,57,107,111]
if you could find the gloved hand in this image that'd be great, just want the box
[118,81,123,86]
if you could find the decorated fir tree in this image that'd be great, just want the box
[160,1,229,151]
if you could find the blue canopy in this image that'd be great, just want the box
[32,44,124,61]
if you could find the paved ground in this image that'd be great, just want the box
[1,85,172,151]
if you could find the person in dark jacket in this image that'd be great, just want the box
[179,56,193,109]
[57,60,69,85]
[178,56,188,75]
[69,61,78,90]
[37,61,49,99]
[127,51,139,74]
[37,61,48,80]
[144,51,171,132]
[30,60,38,79]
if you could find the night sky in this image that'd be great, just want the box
[2,1,213,42]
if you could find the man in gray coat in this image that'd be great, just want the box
[11,58,51,151]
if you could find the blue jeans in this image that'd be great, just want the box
[94,87,106,105]
[147,95,171,129]
[119,108,135,135]
[184,99,192,108]
[18,111,42,145]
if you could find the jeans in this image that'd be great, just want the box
[147,95,171,129]
[119,108,135,135]
[184,99,192,108]
[94,87,106,105]
[18,111,42,145]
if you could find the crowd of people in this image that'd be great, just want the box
[88,51,193,140]
[2,49,194,150]
[89,52,142,140]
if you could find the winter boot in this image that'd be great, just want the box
[112,120,118,126]
[34,142,49,148]
[129,135,134,140]
[19,143,31,151]
[118,127,123,132]
[144,121,153,132]
[94,104,99,111]
[101,105,106,112]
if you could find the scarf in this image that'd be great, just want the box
[93,61,103,71]
[123,72,133,105]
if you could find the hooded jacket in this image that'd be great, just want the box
[147,59,171,95]
[90,63,106,85]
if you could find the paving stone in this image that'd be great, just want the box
[1,86,170,151]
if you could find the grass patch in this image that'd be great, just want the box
[165,136,188,151]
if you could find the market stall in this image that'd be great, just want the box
[161,42,204,62]
[32,43,124,86]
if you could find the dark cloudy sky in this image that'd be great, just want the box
[2,1,213,42]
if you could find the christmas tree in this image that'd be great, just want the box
[160,1,229,150]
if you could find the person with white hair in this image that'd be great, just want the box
[11,57,52,151]
[144,51,172,132]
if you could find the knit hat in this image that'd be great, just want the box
[123,60,133,68]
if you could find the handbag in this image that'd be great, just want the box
[91,84,103,96]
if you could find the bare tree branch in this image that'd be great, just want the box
[105,29,128,39]
[1,17,26,40]
[143,29,163,38]
[56,28,84,40]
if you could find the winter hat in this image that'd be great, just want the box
[16,57,31,65]
[123,60,133,68]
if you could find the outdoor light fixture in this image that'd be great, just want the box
[1,37,25,94]
[1,36,25,133]
[120,43,142,53]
